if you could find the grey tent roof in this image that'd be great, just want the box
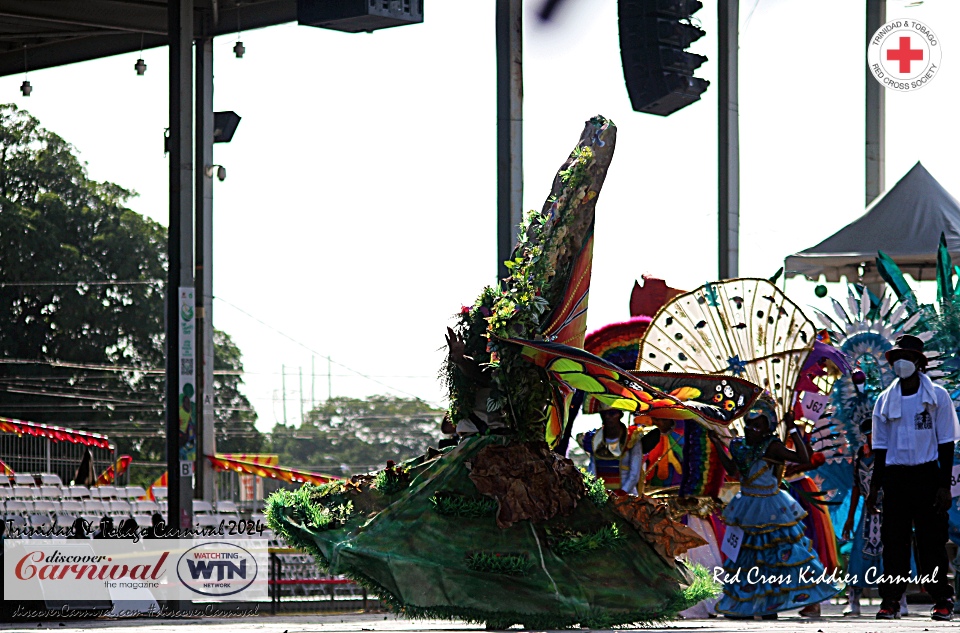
[785,162,960,283]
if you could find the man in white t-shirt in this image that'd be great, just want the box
[867,334,960,621]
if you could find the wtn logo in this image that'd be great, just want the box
[186,559,247,581]
[177,542,259,597]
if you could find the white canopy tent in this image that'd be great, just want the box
[785,162,960,284]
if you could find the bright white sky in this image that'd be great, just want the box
[0,0,956,435]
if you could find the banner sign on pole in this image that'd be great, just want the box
[178,288,196,468]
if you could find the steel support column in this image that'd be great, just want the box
[496,0,523,282]
[866,0,885,206]
[718,0,739,279]
[195,35,216,504]
[166,0,194,534]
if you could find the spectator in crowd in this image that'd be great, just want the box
[93,516,114,539]
[147,513,165,539]
[117,517,138,539]
[67,517,88,539]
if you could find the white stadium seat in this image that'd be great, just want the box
[40,485,62,499]
[5,500,28,514]
[83,500,107,514]
[60,500,83,513]
[122,486,148,499]
[33,500,56,514]
[110,500,132,515]
[28,514,52,529]
[39,474,63,486]
[65,485,90,499]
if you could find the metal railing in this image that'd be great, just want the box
[268,549,375,614]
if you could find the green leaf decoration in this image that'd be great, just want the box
[938,232,953,304]
[548,357,584,373]
[876,250,916,309]
[592,395,639,411]
[559,372,604,392]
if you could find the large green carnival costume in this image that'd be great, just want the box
[266,117,759,628]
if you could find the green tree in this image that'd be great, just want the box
[0,104,263,485]
[214,329,264,454]
[270,395,444,476]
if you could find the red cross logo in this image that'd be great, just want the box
[887,36,924,73]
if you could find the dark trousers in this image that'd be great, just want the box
[879,461,954,605]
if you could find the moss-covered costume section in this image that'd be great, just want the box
[267,435,715,628]
[267,116,721,628]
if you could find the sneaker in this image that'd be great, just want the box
[876,605,900,620]
[842,604,861,617]
[932,602,954,621]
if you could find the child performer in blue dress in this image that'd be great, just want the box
[708,395,840,619]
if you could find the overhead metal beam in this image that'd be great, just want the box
[0,32,168,76]
[866,0,885,206]
[718,0,739,279]
[496,0,523,282]
[0,0,295,77]
[0,2,167,35]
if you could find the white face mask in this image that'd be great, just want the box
[893,359,916,379]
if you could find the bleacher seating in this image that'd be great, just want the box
[3,474,273,540]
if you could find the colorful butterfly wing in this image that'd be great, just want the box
[510,338,761,427]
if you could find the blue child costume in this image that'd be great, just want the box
[716,435,840,617]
